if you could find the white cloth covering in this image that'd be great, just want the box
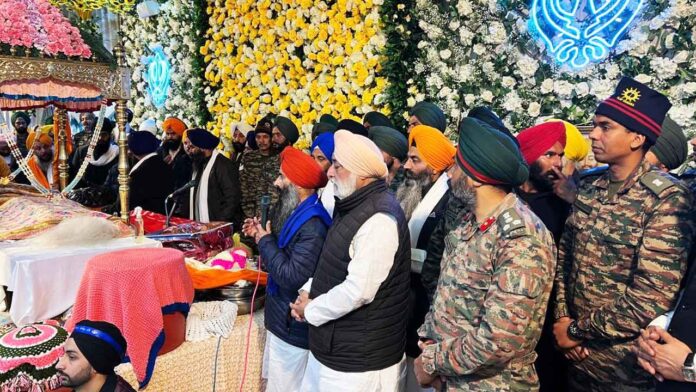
[318,182,335,217]
[408,173,449,248]
[300,353,406,392]
[262,331,309,392]
[189,150,220,223]
[300,212,399,327]
[0,237,161,326]
[89,144,119,166]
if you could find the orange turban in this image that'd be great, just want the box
[163,117,187,136]
[280,146,328,189]
[26,128,53,150]
[408,125,456,172]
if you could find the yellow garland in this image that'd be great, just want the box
[203,0,389,148]
[49,0,136,14]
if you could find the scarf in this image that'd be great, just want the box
[268,194,332,295]
[27,156,53,189]
[90,144,119,166]
[190,150,220,223]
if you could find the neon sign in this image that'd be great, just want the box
[530,0,645,69]
[142,44,171,108]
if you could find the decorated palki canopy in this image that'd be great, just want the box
[0,0,130,111]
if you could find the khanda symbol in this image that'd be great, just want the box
[142,45,172,109]
[530,0,645,68]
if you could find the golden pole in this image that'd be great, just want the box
[57,108,69,191]
[113,41,130,223]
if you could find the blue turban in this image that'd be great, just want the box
[186,128,219,150]
[128,131,160,156]
[311,132,335,160]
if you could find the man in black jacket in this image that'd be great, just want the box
[242,146,331,392]
[184,128,242,226]
[289,130,410,391]
[127,131,173,214]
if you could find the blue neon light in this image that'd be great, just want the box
[530,0,645,68]
[142,45,171,109]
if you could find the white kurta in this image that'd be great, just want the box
[262,331,309,392]
[298,212,406,391]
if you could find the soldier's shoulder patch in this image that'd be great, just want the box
[640,171,678,197]
[497,208,527,238]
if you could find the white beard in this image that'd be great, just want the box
[333,173,358,199]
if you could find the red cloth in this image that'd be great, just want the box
[65,248,194,388]
[516,121,567,164]
[280,146,328,189]
[129,210,193,234]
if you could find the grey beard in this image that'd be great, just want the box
[395,172,432,221]
[450,176,477,211]
[270,185,300,235]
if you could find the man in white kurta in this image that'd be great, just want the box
[290,130,411,392]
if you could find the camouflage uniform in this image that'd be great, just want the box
[239,150,280,219]
[678,168,696,197]
[419,193,556,391]
[555,160,695,391]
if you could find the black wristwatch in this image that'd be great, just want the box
[683,352,696,382]
[567,320,586,341]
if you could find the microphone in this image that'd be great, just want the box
[167,179,198,199]
[260,195,271,226]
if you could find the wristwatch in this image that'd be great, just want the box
[683,352,696,382]
[567,320,587,341]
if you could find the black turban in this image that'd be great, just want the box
[71,320,127,375]
[409,101,446,133]
[467,106,519,147]
[363,112,394,129]
[128,131,160,156]
[337,119,368,137]
[311,122,337,141]
[319,114,339,127]
[187,128,220,150]
[274,116,299,144]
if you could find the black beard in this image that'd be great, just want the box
[190,151,206,166]
[270,185,299,235]
[163,139,181,151]
[271,142,289,154]
[15,127,28,135]
[528,161,555,192]
[232,142,246,153]
[395,170,433,221]
[93,142,109,159]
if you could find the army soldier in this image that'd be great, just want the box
[553,77,695,391]
[240,115,280,219]
[415,118,556,391]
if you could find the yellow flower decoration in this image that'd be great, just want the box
[203,0,389,140]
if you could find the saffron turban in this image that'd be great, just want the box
[408,125,455,172]
[337,119,368,137]
[333,130,388,179]
[186,128,219,150]
[163,117,187,136]
[311,132,335,160]
[409,101,446,133]
[275,116,299,144]
[369,126,408,162]
[26,128,53,150]
[457,118,528,186]
[363,111,394,129]
[651,117,688,170]
[128,131,160,156]
[280,146,328,189]
[71,320,127,375]
[516,121,567,165]
[548,119,589,162]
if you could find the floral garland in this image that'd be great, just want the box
[122,0,210,129]
[406,0,696,133]
[0,125,50,194]
[0,0,92,58]
[62,104,107,193]
[203,0,388,149]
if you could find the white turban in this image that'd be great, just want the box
[333,130,388,179]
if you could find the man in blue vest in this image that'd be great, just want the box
[243,146,331,392]
[290,130,411,391]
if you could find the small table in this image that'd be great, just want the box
[0,237,161,326]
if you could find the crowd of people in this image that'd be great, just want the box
[3,75,696,392]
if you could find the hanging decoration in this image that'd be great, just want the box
[142,45,172,109]
[530,0,646,68]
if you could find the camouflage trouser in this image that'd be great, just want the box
[567,366,655,392]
